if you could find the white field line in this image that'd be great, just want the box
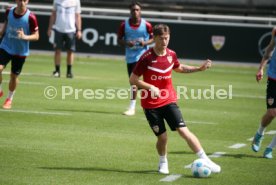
[2,80,46,86]
[232,94,265,99]
[184,163,192,169]
[208,152,226,158]
[212,69,256,75]
[265,130,276,135]
[186,120,217,125]
[247,137,254,141]
[228,143,247,149]
[2,71,113,81]
[0,109,71,116]
[2,71,50,77]
[160,174,182,182]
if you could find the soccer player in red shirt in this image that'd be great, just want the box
[130,24,221,174]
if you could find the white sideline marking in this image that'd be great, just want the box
[228,143,246,149]
[232,94,265,99]
[247,137,254,141]
[160,174,182,182]
[3,79,46,86]
[187,120,217,125]
[0,109,71,116]
[265,130,276,135]
[208,152,226,158]
[2,71,105,81]
[184,163,192,169]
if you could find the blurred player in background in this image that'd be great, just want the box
[130,24,221,174]
[117,1,154,116]
[47,0,82,78]
[0,0,39,109]
[252,27,276,159]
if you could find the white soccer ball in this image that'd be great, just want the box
[191,159,211,178]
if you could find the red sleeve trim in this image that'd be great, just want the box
[29,12,39,33]
[117,21,125,39]
[145,21,153,39]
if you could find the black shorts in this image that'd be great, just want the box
[127,62,137,77]
[54,30,76,51]
[0,49,26,75]
[266,78,276,109]
[143,103,186,136]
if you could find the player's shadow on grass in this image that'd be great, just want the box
[169,151,261,159]
[39,167,157,175]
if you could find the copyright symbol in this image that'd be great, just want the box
[44,86,57,99]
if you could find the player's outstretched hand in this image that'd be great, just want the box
[200,59,212,71]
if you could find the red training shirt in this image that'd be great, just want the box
[132,48,180,109]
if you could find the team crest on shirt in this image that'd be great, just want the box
[167,56,173,63]
[211,35,225,51]
[268,98,274,106]
[152,125,159,133]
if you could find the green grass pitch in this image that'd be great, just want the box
[0,53,275,185]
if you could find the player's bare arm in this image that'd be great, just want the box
[256,28,276,82]
[174,59,212,73]
[17,28,39,41]
[140,38,154,47]
[47,11,56,37]
[75,13,82,39]
[129,73,160,97]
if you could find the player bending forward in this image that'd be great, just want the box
[129,24,221,174]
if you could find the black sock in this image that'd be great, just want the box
[67,65,72,74]
[55,65,60,72]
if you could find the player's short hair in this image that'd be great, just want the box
[129,1,142,9]
[153,24,170,36]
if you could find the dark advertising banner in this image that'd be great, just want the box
[0,12,272,63]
